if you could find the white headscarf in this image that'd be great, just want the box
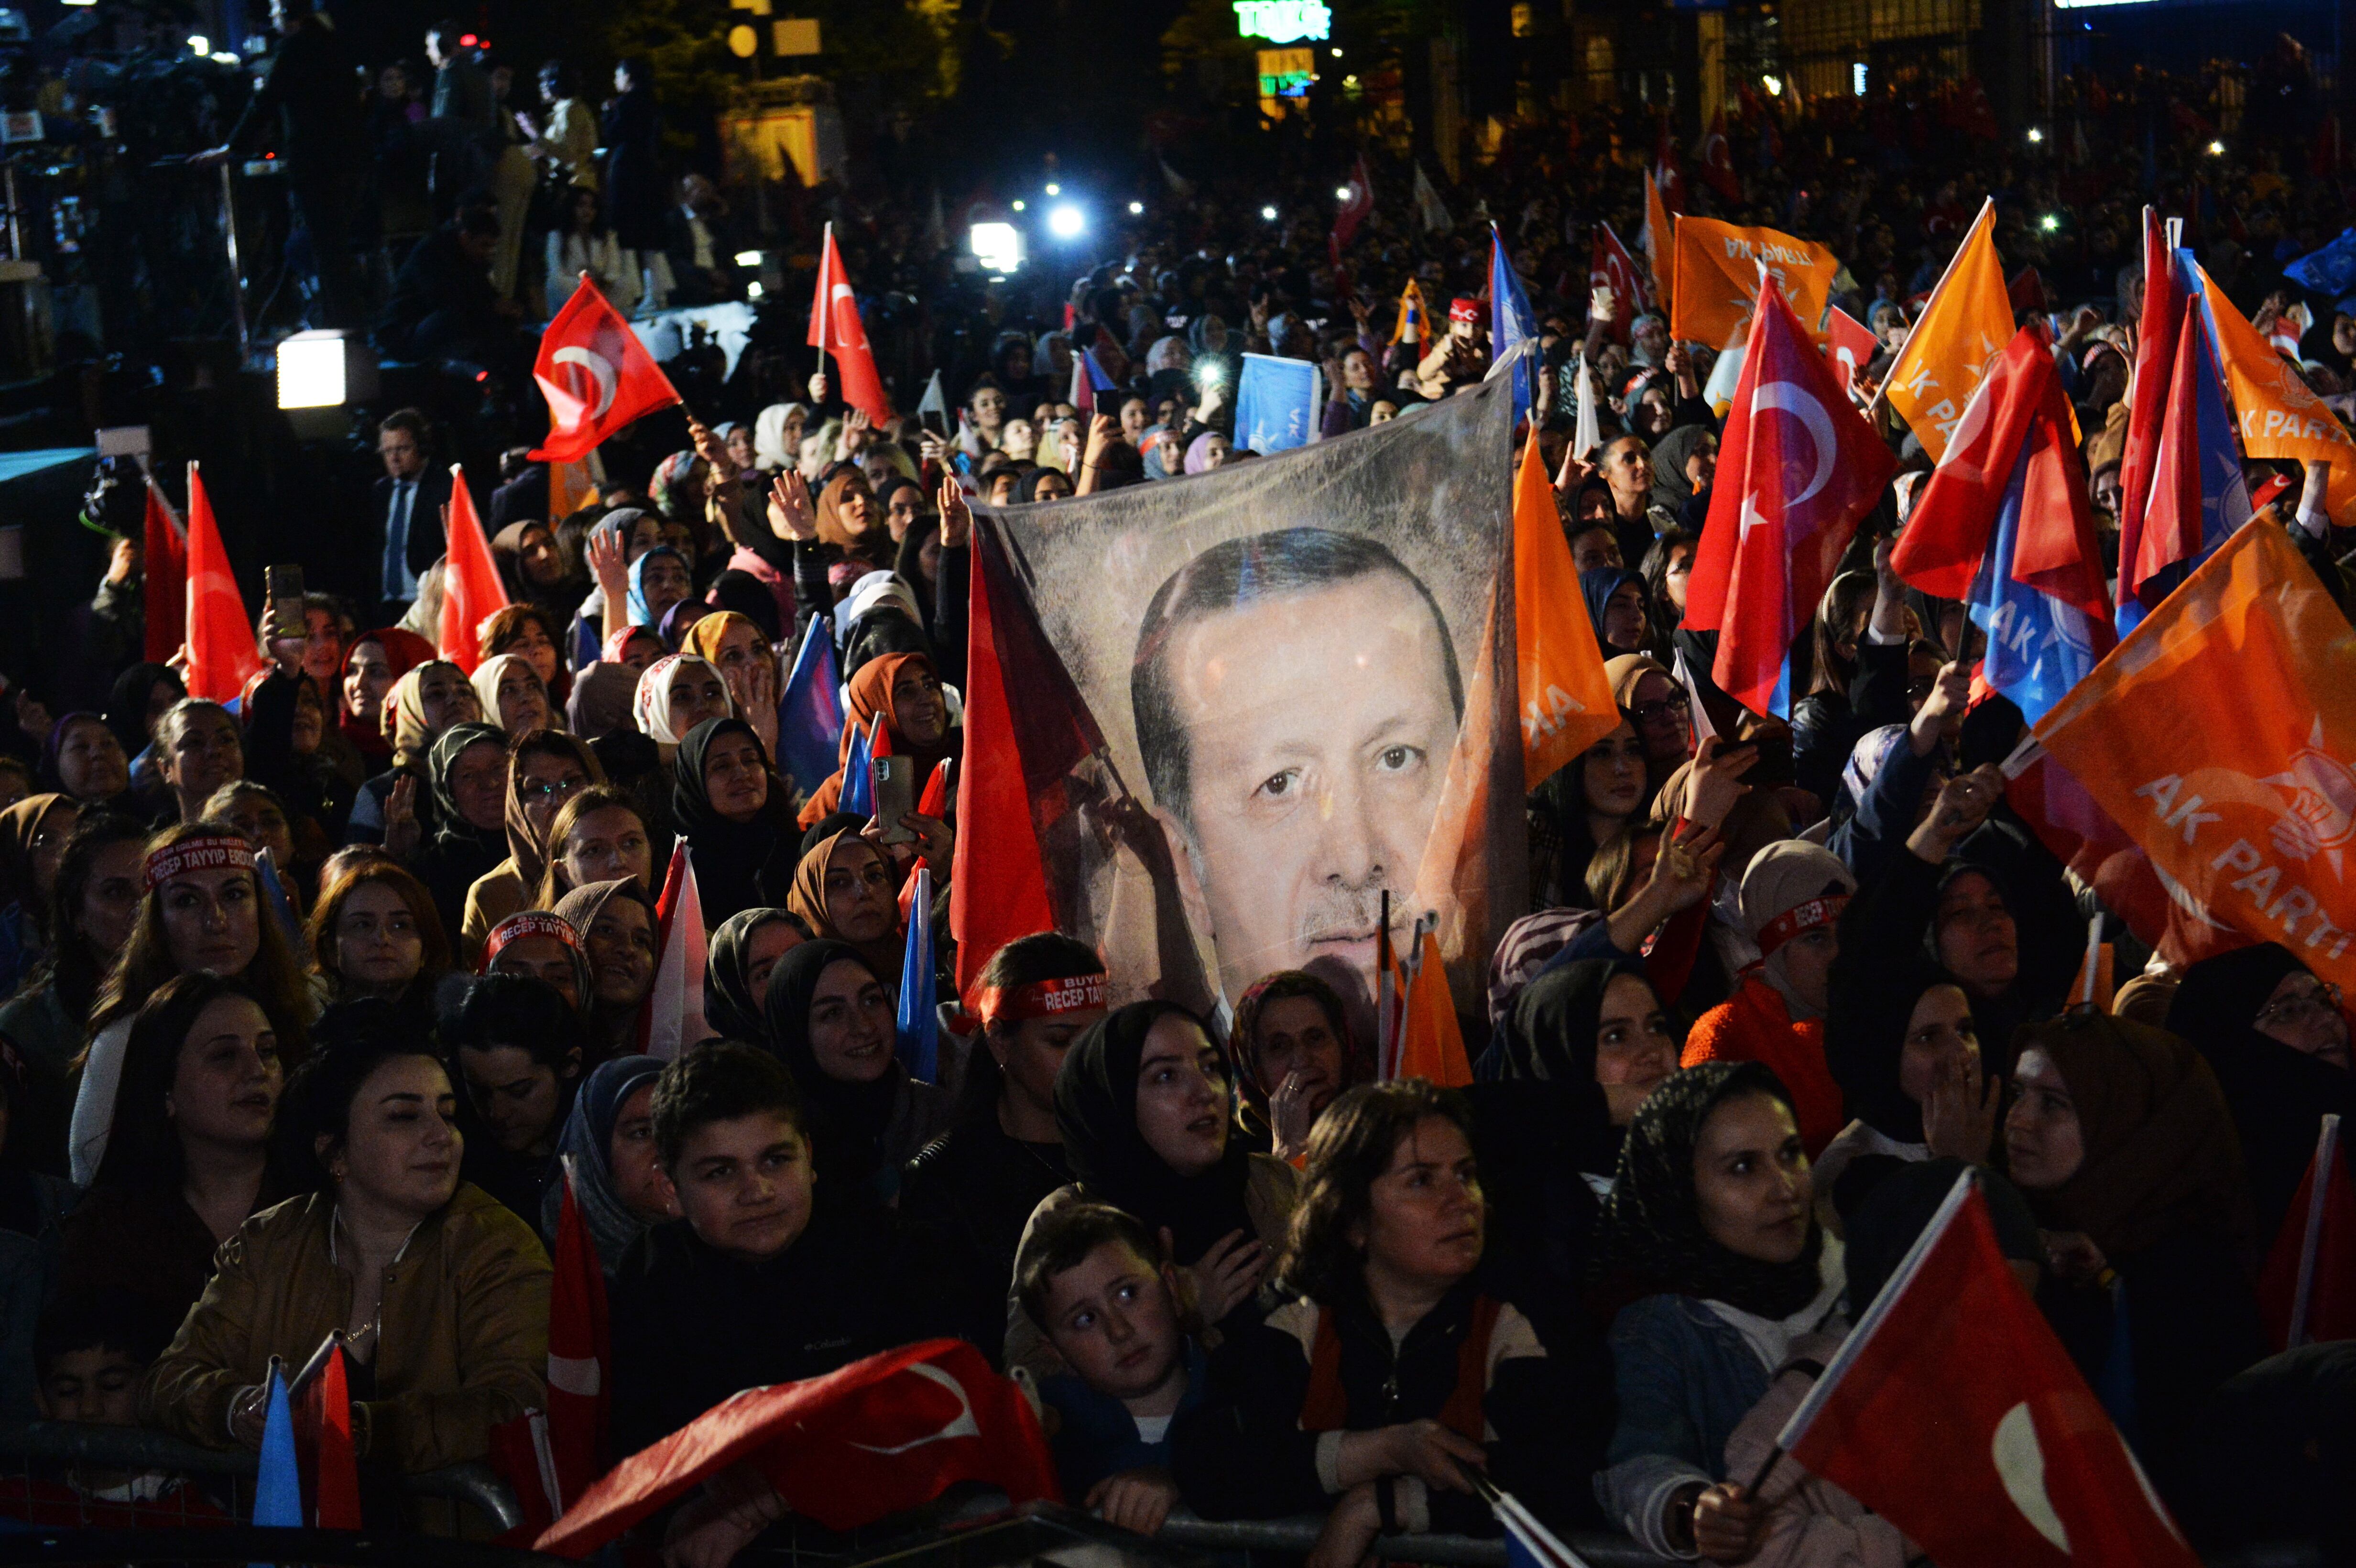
[632,653,732,745]
[753,402,808,471]
[835,570,923,652]
[471,652,560,736]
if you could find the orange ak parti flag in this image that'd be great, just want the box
[1669,216,1839,351]
[1378,924,1473,1086]
[1882,197,2014,461]
[437,467,511,675]
[1641,171,1674,314]
[1514,429,1618,789]
[2031,520,2356,992]
[2202,266,2356,527]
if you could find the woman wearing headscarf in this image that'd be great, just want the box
[782,825,908,984]
[349,660,481,849]
[684,610,779,763]
[337,629,435,775]
[1004,999,1301,1378]
[632,654,733,756]
[1603,654,1692,794]
[574,507,664,645]
[752,403,807,473]
[0,792,75,993]
[815,471,886,561]
[625,544,693,631]
[671,716,796,931]
[1680,844,1855,1158]
[2164,943,2356,1244]
[1815,955,1989,1226]
[566,662,642,744]
[1223,970,1368,1162]
[470,653,560,739]
[406,723,512,943]
[460,731,603,963]
[2004,1014,2265,1508]
[795,652,958,829]
[489,520,577,624]
[701,906,805,1042]
[1581,568,1654,661]
[553,877,660,1061]
[539,1054,671,1275]
[759,937,952,1207]
[1592,1062,1845,1562]
[481,909,596,1015]
[1645,424,1716,530]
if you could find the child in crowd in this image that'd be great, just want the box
[1019,1202,1204,1535]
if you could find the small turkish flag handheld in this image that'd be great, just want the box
[638,841,709,1059]
[1780,1171,2202,1568]
[534,1339,1058,1559]
[1824,306,1877,395]
[1682,272,1894,718]
[809,223,892,426]
[181,463,265,703]
[436,467,510,674]
[2258,1113,2356,1349]
[530,276,682,464]
[546,1166,612,1508]
[1589,223,1641,344]
[312,1345,362,1529]
[142,476,188,665]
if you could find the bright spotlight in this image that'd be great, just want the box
[2207,139,2226,156]
[1044,181,1062,196]
[1047,204,1085,240]
[1335,185,1353,201]
[969,222,1023,272]
[2026,127,2044,143]
[733,250,763,267]
[1261,204,1279,221]
[1761,74,1782,96]
[1012,199,1025,211]
[1127,200,1145,215]
[187,33,209,53]
[2040,213,2061,232]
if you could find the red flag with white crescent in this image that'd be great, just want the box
[808,224,893,426]
[181,463,264,703]
[530,277,682,464]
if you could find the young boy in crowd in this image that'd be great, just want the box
[0,1294,227,1527]
[608,1043,937,1454]
[1018,1203,1205,1537]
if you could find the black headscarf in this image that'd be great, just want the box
[1592,1061,1830,1318]
[759,937,904,1196]
[1823,953,1960,1144]
[705,906,796,1044]
[427,722,510,857]
[671,716,783,928]
[707,570,783,645]
[1580,567,1650,657]
[103,663,180,763]
[2165,943,2356,1241]
[1491,958,1649,1174]
[1055,999,1255,1264]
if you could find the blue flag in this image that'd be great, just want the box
[777,614,845,794]
[896,864,938,1082]
[2287,227,2356,297]
[1968,450,2107,726]
[253,1367,301,1530]
[2119,269,2250,636]
[253,849,302,946]
[1489,224,1538,425]
[840,715,876,817]
[1234,352,1321,454]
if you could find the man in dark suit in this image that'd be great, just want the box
[373,409,449,623]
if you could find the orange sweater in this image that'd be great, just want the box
[1682,973,1846,1158]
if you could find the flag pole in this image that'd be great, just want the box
[1376,889,1393,1077]
[1867,196,1996,427]
[2289,1113,2343,1348]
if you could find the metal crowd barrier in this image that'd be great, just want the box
[0,1418,525,1534]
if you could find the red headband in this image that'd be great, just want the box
[960,972,1108,1033]
[142,835,256,893]
[482,911,582,969]
[1757,894,1849,959]
[1448,297,1483,325]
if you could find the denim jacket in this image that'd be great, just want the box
[1596,1247,1846,1560]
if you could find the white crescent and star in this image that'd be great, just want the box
[842,1362,982,1455]
[1752,380,1840,511]
[1993,1401,2071,1553]
[551,346,619,420]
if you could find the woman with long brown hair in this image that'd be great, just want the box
[68,822,315,1185]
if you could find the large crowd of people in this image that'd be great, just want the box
[1,7,2354,1565]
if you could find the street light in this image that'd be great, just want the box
[2207,139,2226,156]
[1335,185,1353,201]
[1261,205,1279,221]
[1047,204,1085,240]
[1128,201,1145,215]
[2026,127,2044,143]
[2040,214,2061,232]
[1045,182,1062,196]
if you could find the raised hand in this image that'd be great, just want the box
[766,472,818,544]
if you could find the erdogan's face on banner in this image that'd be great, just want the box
[1132,529,1465,1003]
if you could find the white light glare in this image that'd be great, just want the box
[1127,201,1145,215]
[969,222,1023,272]
[1012,199,1025,211]
[2207,139,2226,156]
[1044,182,1062,196]
[2026,127,2044,143]
[276,331,347,410]
[734,250,763,267]
[2040,213,2061,232]
[1335,185,1353,201]
[1261,204,1279,221]
[1761,75,1781,96]
[1047,204,1085,240]
[188,33,209,53]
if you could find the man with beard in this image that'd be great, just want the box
[1130,527,1463,1009]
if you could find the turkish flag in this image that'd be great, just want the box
[1824,305,1877,395]
[181,463,264,704]
[545,1170,611,1506]
[436,466,510,674]
[295,1343,363,1529]
[2117,207,2185,596]
[534,1339,1058,1559]
[1783,1176,2202,1568]
[1589,223,1641,344]
[808,223,892,427]
[530,276,681,464]
[142,476,187,665]
[1698,112,1742,201]
[1683,274,1894,718]
[2258,1113,2356,1349]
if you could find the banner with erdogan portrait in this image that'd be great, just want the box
[960,375,1525,1031]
